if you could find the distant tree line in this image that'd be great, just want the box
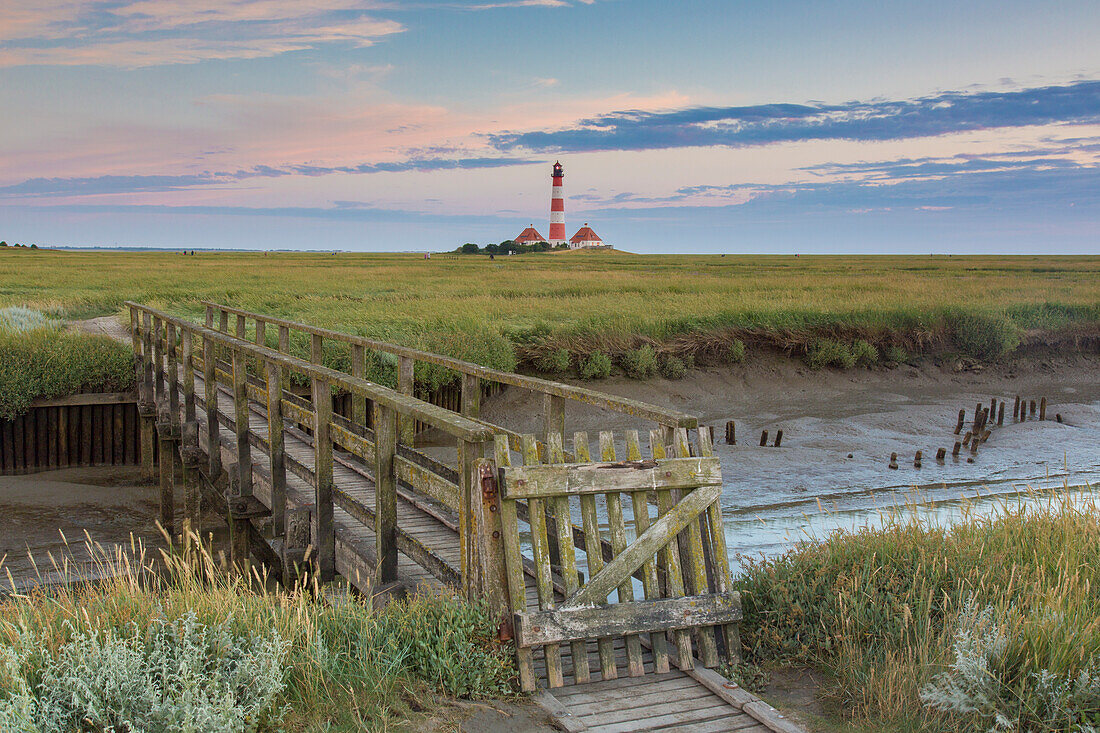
[0,241,37,248]
[455,239,569,255]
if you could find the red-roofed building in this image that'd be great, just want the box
[514,226,547,245]
[569,224,603,249]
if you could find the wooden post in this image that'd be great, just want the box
[1013,395,1021,421]
[139,312,156,481]
[914,450,922,468]
[952,442,961,457]
[266,361,286,538]
[954,409,965,434]
[543,393,565,455]
[773,429,783,447]
[997,402,1005,426]
[227,473,251,578]
[180,420,202,539]
[373,402,398,584]
[989,399,996,423]
[759,430,768,447]
[255,319,266,349]
[476,457,509,622]
[1040,397,1047,421]
[166,323,179,429]
[972,402,982,433]
[204,304,214,328]
[936,447,946,462]
[153,317,165,411]
[235,314,246,340]
[310,333,323,365]
[218,308,228,333]
[725,420,735,445]
[232,349,252,499]
[311,377,335,583]
[278,325,289,354]
[888,452,898,469]
[203,336,221,478]
[458,437,482,599]
[397,355,415,444]
[350,344,367,427]
[1030,399,1037,417]
[461,373,481,419]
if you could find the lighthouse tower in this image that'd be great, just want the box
[548,161,566,245]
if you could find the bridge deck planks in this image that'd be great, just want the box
[173,366,796,733]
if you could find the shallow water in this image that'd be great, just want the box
[713,385,1100,574]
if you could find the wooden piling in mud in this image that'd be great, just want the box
[889,452,898,469]
[955,409,966,434]
[1056,414,1063,423]
[998,402,1005,426]
[989,399,996,423]
[1030,400,1037,417]
[759,430,768,447]
[962,431,972,447]
[773,430,783,447]
[725,420,735,445]
[1040,397,1047,421]
[936,447,946,463]
[914,450,922,468]
[973,403,983,432]
[1013,395,1021,421]
[952,442,961,457]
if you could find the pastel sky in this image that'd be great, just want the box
[1,0,1098,252]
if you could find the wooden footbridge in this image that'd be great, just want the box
[127,301,803,733]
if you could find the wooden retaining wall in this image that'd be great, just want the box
[0,393,151,475]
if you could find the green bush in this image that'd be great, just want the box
[534,348,571,374]
[577,351,612,380]
[0,328,135,419]
[948,311,1020,361]
[727,339,746,363]
[659,354,687,380]
[805,338,856,369]
[851,339,878,367]
[620,345,658,379]
[884,345,908,364]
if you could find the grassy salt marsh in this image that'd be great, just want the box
[1,249,1097,388]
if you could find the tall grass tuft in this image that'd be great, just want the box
[736,488,1100,731]
[0,534,518,731]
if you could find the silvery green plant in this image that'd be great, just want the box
[0,307,58,335]
[0,611,288,733]
[920,599,1015,730]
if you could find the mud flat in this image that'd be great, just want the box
[0,466,166,592]
[481,353,1100,571]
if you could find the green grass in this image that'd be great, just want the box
[2,249,1097,386]
[0,314,135,419]
[0,536,516,731]
[736,488,1100,732]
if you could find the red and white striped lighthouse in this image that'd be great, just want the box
[548,161,566,245]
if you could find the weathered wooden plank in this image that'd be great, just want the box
[600,431,645,678]
[696,426,741,663]
[524,434,563,689]
[515,592,741,648]
[650,429,694,672]
[28,392,136,408]
[312,376,335,582]
[564,484,721,611]
[674,427,718,668]
[547,432,589,685]
[495,435,536,691]
[374,402,398,584]
[501,457,720,499]
[266,361,286,537]
[625,429,669,674]
[575,432,617,682]
[397,355,414,444]
[232,349,252,498]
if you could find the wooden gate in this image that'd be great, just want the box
[490,426,740,692]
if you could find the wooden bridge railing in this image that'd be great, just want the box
[127,301,495,597]
[199,301,697,453]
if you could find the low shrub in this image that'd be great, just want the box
[620,345,658,379]
[948,311,1020,361]
[851,339,879,367]
[659,354,687,380]
[884,345,908,364]
[534,348,571,374]
[805,338,856,369]
[577,351,612,380]
[0,327,135,419]
[727,339,746,364]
